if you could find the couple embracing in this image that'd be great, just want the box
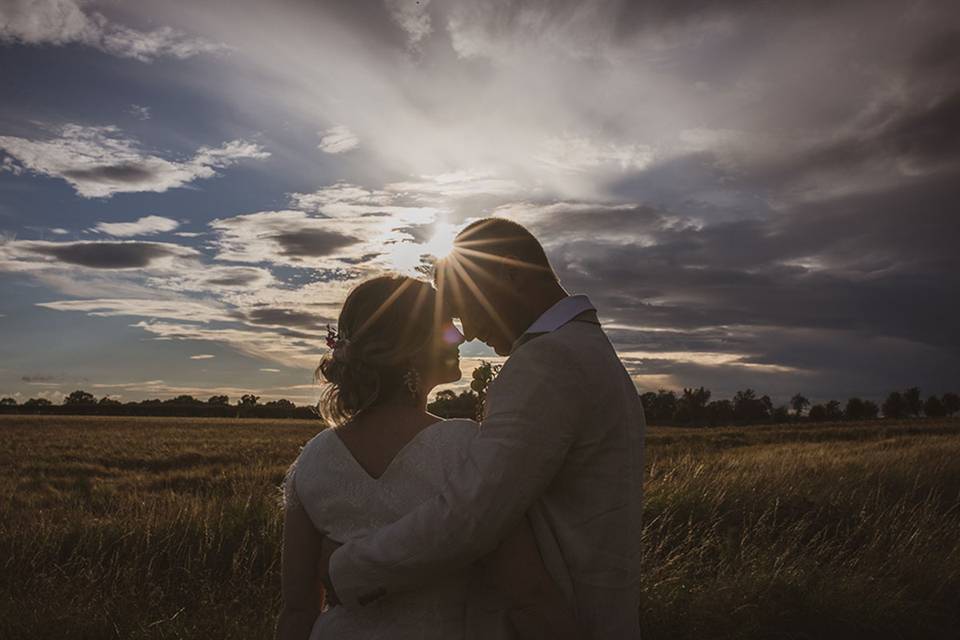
[278,218,646,639]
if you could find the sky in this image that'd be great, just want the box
[1,0,958,406]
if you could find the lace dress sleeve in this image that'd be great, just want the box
[281,459,303,511]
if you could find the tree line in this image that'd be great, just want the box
[637,386,960,426]
[2,369,957,427]
[0,391,317,419]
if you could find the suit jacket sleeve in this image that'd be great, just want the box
[329,338,584,608]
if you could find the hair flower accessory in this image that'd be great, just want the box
[325,324,341,350]
[326,324,351,361]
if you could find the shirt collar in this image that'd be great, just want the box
[521,294,596,336]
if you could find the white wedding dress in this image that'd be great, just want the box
[284,418,514,640]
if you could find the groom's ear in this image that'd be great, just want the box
[501,253,522,284]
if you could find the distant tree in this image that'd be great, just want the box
[843,397,877,421]
[790,393,810,418]
[904,387,922,417]
[844,397,866,420]
[165,394,202,405]
[428,389,480,419]
[732,389,772,423]
[824,400,843,421]
[207,395,230,406]
[704,399,735,426]
[23,398,52,409]
[237,394,260,417]
[882,391,905,419]
[239,394,260,408]
[470,361,502,420]
[808,404,827,421]
[64,390,96,406]
[640,389,678,424]
[0,397,16,406]
[941,392,960,416]
[924,395,946,417]
[265,399,296,410]
[772,405,791,423]
[98,396,121,406]
[675,387,711,425]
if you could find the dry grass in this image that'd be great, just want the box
[1,415,958,639]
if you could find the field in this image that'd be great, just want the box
[2,415,959,639]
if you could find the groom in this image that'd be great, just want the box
[324,217,646,638]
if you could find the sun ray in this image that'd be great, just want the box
[353,277,413,339]
[447,253,514,342]
[454,246,553,273]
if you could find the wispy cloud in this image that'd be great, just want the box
[0,0,228,62]
[93,215,180,237]
[317,125,359,154]
[36,298,234,323]
[0,124,269,198]
[190,354,216,360]
[127,104,151,120]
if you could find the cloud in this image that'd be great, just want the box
[385,0,432,48]
[0,0,227,61]
[129,319,321,368]
[209,183,447,273]
[317,125,359,153]
[243,306,325,331]
[93,215,180,237]
[36,298,234,323]
[386,170,524,200]
[148,265,276,292]
[127,104,151,120]
[190,354,215,360]
[272,228,359,257]
[86,379,318,404]
[11,240,198,270]
[535,136,655,173]
[260,368,281,373]
[0,124,269,198]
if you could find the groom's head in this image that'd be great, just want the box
[434,217,562,355]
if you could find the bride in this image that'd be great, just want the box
[277,274,580,640]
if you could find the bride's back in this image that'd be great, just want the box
[288,417,508,639]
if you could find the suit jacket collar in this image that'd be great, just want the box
[510,294,597,353]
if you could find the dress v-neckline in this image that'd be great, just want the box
[329,419,445,481]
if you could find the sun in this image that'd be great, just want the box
[384,221,459,276]
[421,222,458,262]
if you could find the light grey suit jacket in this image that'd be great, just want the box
[330,314,646,638]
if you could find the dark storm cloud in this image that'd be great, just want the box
[271,229,359,257]
[910,28,960,71]
[61,163,159,184]
[26,241,190,269]
[205,270,265,286]
[243,307,323,330]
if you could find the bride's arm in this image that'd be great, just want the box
[276,495,325,640]
[485,517,585,640]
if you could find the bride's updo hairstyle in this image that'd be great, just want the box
[316,275,439,426]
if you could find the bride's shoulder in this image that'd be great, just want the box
[427,417,479,448]
[437,417,480,432]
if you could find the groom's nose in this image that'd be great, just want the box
[458,317,479,342]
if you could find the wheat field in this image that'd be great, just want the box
[1,415,958,639]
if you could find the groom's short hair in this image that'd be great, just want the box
[450,217,558,282]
